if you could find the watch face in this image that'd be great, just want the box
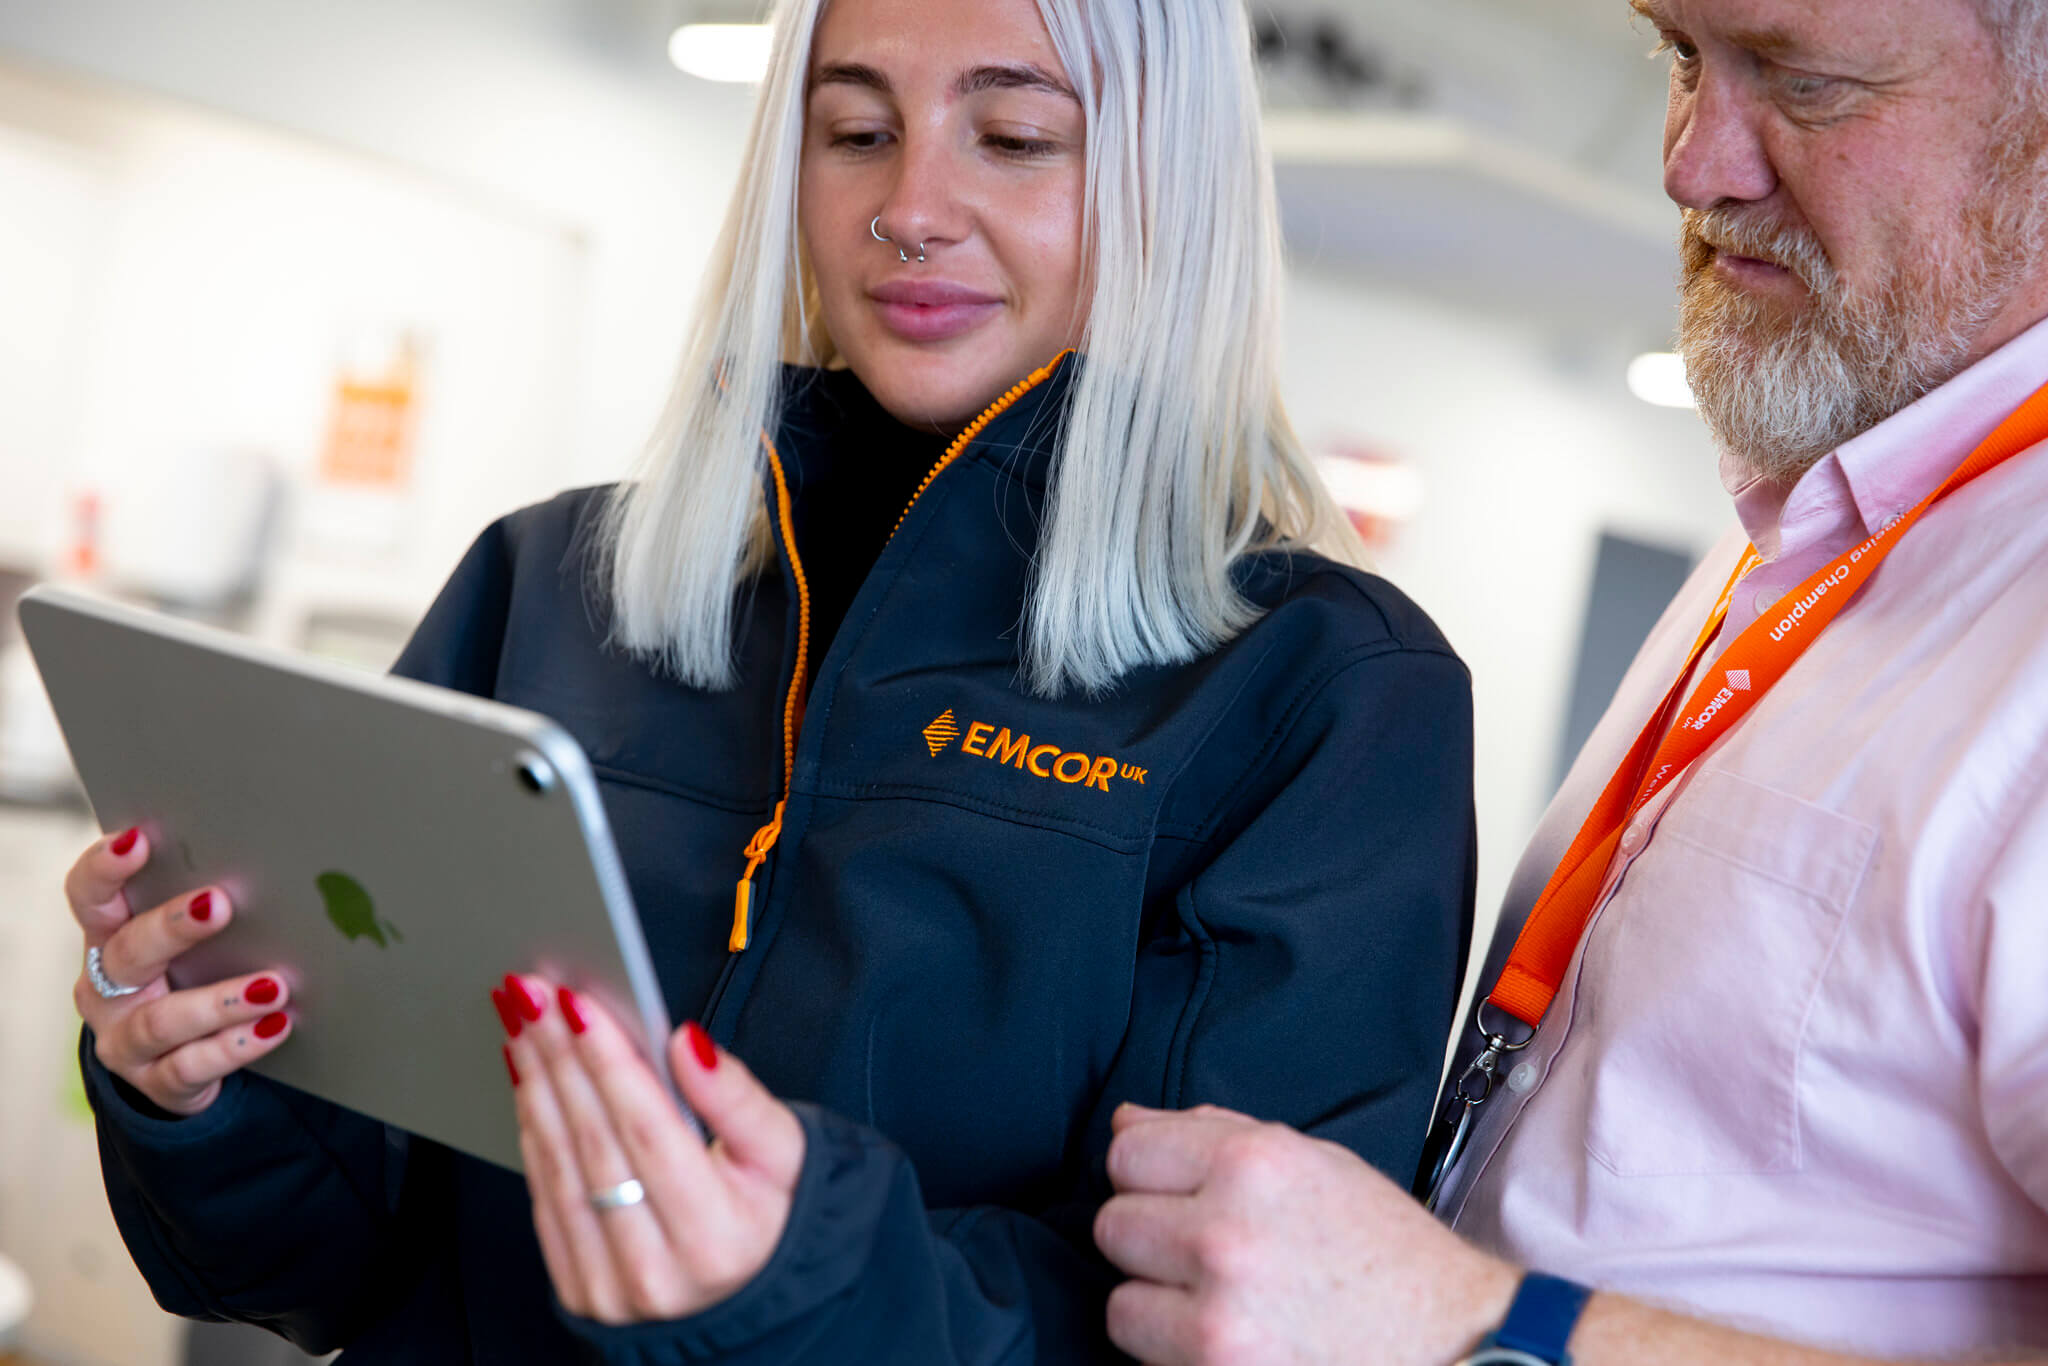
[1456,1351,1557,1366]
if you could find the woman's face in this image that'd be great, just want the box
[799,0,1089,433]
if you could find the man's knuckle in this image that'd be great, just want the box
[1219,1127,1292,1187]
[1194,1301,1255,1362]
[1191,1221,1252,1280]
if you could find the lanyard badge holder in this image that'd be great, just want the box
[1420,379,2048,1212]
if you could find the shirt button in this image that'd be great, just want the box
[1619,823,1645,855]
[1507,1062,1541,1095]
[1752,587,1778,616]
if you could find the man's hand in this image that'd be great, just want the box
[1094,1103,1517,1366]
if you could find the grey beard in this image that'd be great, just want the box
[1676,149,2048,487]
[1679,272,1996,488]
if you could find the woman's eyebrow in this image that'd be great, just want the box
[808,60,1079,103]
[955,63,1079,103]
[811,61,891,95]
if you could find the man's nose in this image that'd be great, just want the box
[1663,75,1778,210]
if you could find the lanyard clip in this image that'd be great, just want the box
[1419,1000,1536,1211]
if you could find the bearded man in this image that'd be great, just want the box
[1089,0,2048,1362]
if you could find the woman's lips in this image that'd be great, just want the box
[869,282,1003,343]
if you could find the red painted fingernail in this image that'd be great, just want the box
[254,1012,288,1039]
[188,891,214,922]
[558,987,587,1036]
[245,977,279,1006]
[686,1021,718,1071]
[109,828,139,857]
[503,1044,521,1087]
[490,989,522,1038]
[503,974,545,1023]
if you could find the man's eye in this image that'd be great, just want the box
[1775,72,1843,102]
[1655,35,1701,63]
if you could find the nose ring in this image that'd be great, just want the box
[870,215,926,264]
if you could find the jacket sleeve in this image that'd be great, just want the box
[557,642,1477,1365]
[81,519,518,1351]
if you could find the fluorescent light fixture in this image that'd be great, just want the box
[1627,351,1696,409]
[668,23,773,83]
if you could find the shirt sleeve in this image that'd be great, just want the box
[80,518,517,1352]
[556,642,1478,1365]
[1974,778,2048,1210]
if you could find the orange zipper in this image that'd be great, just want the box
[727,351,1073,953]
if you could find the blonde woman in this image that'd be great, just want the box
[64,0,1475,1359]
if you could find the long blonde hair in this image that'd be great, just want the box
[601,0,1358,698]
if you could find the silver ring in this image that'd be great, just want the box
[588,1178,646,1212]
[869,215,926,264]
[85,945,143,1000]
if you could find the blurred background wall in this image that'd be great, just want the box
[0,2,1724,1362]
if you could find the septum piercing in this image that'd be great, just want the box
[871,215,926,264]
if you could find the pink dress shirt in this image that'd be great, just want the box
[1437,315,2048,1357]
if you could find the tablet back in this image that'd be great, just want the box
[18,584,679,1171]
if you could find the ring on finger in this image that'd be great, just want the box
[85,945,143,1000]
[588,1178,646,1212]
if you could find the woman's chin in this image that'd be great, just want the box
[848,338,1041,434]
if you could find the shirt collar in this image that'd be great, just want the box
[1725,310,2048,563]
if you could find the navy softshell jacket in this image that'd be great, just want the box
[82,355,1477,1363]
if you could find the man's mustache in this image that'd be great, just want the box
[1681,208,1833,292]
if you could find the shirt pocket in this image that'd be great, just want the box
[1577,768,1878,1177]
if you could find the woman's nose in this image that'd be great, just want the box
[872,130,966,255]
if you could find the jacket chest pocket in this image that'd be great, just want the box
[1574,769,1878,1177]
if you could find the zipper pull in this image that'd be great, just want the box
[729,801,786,953]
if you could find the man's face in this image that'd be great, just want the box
[1643,0,2048,483]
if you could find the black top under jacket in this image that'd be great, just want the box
[82,354,1478,1364]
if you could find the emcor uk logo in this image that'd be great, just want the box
[923,709,1148,792]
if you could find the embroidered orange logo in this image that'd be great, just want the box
[922,715,1147,793]
[923,710,962,757]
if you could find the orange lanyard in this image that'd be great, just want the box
[1496,378,2048,1032]
[1420,380,2048,1210]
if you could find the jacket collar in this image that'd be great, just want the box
[772,351,1079,495]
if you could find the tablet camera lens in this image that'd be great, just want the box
[516,755,556,795]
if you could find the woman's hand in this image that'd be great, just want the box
[495,974,805,1326]
[66,828,295,1116]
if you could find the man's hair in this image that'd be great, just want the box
[599,0,1354,699]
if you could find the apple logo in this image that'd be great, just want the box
[317,871,403,948]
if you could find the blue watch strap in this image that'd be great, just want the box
[1487,1272,1592,1364]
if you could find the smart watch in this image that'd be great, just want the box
[1453,1272,1592,1366]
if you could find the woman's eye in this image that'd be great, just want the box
[985,134,1060,158]
[830,130,892,153]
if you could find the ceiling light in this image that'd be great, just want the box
[668,23,774,83]
[1627,351,1696,409]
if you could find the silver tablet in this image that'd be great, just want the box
[18,583,686,1172]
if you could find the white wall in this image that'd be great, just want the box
[0,0,757,502]
[1280,268,1730,949]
